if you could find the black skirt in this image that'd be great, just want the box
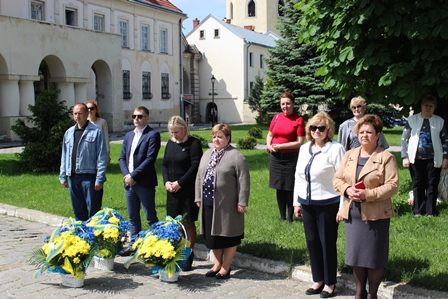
[203,205,243,249]
[269,151,299,191]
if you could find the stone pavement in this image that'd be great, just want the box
[1,205,448,299]
[0,212,358,299]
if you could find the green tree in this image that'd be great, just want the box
[247,74,268,124]
[296,0,448,106]
[261,0,338,122]
[11,89,73,173]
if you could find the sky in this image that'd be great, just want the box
[169,0,226,34]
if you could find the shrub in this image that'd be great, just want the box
[248,127,263,139]
[191,134,210,149]
[11,89,73,173]
[237,136,257,150]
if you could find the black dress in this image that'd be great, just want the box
[161,136,203,222]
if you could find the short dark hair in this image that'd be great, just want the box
[279,92,294,104]
[135,106,149,116]
[354,114,383,134]
[421,94,437,107]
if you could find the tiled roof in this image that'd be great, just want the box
[140,0,182,12]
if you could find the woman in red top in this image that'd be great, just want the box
[266,92,305,223]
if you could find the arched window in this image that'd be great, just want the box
[278,0,285,16]
[248,0,255,17]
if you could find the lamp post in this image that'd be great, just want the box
[210,75,216,127]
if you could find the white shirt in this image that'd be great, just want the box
[293,140,345,206]
[128,126,146,173]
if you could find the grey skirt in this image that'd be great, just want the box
[345,202,390,268]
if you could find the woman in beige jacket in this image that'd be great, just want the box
[333,115,398,299]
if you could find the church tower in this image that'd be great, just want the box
[225,0,285,35]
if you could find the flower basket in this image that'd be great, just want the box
[29,218,96,281]
[87,207,130,261]
[93,256,114,271]
[159,268,180,282]
[124,215,191,282]
[60,273,84,288]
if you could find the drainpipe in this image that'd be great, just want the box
[245,39,252,102]
[179,18,184,119]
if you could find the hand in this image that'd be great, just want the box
[294,206,302,218]
[196,202,201,208]
[238,205,247,213]
[402,157,410,168]
[124,174,136,186]
[347,187,365,202]
[94,183,103,191]
[336,212,345,223]
[442,158,448,169]
[61,181,68,188]
[273,144,283,152]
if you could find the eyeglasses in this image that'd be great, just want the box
[351,105,362,110]
[87,106,95,111]
[132,114,146,119]
[310,125,326,132]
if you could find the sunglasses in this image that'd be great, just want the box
[87,106,95,111]
[132,114,146,119]
[351,105,362,110]
[310,125,326,132]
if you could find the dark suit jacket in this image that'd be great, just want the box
[119,125,161,188]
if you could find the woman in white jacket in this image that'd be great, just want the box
[293,112,345,298]
[401,95,448,217]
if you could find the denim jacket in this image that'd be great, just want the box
[59,122,107,185]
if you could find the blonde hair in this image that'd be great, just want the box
[305,112,335,143]
[350,96,367,108]
[167,115,190,143]
[211,124,232,143]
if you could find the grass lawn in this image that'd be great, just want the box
[1,125,447,291]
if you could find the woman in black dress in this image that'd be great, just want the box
[162,116,203,271]
[333,115,399,299]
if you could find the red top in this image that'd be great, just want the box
[269,113,305,152]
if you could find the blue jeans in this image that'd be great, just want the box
[125,184,158,244]
[69,174,102,221]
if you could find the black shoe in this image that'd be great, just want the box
[305,283,324,295]
[181,251,194,271]
[205,268,220,277]
[118,247,132,257]
[320,285,336,298]
[216,268,231,279]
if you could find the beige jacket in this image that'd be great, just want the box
[333,146,399,221]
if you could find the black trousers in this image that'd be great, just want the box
[409,159,441,215]
[302,203,339,286]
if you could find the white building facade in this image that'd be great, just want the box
[186,15,280,124]
[0,0,186,140]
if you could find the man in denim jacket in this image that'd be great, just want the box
[59,103,108,221]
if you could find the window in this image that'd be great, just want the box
[31,1,44,20]
[199,30,205,39]
[248,0,256,17]
[260,54,264,68]
[278,0,285,16]
[94,14,104,31]
[65,8,77,26]
[120,20,128,48]
[142,72,152,99]
[250,81,254,91]
[214,29,220,38]
[160,29,167,53]
[161,73,170,99]
[249,52,253,67]
[141,25,149,51]
[123,70,131,100]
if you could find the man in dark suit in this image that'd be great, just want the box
[118,106,161,256]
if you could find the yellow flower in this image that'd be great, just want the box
[108,217,120,225]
